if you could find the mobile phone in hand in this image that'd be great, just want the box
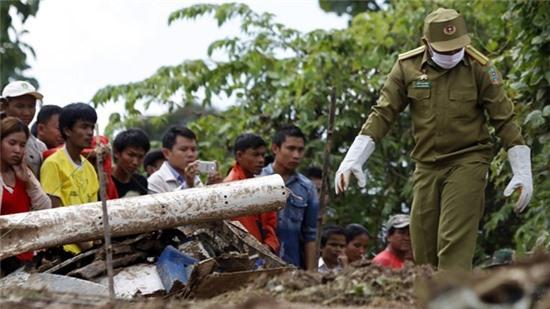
[197,160,217,174]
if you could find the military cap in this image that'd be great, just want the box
[423,8,470,52]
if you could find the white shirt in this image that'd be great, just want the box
[147,161,201,194]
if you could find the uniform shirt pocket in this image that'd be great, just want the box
[408,86,432,117]
[449,89,478,119]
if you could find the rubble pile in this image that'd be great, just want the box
[210,261,434,307]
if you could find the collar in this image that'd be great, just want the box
[165,162,185,185]
[227,163,248,181]
[63,145,83,168]
[265,163,298,185]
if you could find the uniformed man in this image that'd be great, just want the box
[334,8,533,271]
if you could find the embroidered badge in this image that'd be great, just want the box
[414,80,431,89]
[486,65,501,84]
[443,25,456,35]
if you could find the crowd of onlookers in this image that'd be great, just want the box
[0,80,412,276]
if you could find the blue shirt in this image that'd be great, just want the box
[261,163,319,268]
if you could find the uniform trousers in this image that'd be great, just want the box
[410,159,489,270]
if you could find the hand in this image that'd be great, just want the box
[206,162,223,185]
[184,161,199,188]
[334,135,375,194]
[337,253,348,268]
[207,171,223,185]
[13,155,32,184]
[504,145,533,213]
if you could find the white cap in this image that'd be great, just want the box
[1,81,43,100]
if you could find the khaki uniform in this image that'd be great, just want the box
[360,46,524,270]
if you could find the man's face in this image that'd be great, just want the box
[163,135,198,172]
[272,136,304,173]
[237,146,266,176]
[64,119,95,150]
[321,234,346,266]
[388,227,411,254]
[38,114,64,148]
[3,95,37,126]
[115,146,147,175]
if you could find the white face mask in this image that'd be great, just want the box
[429,44,464,69]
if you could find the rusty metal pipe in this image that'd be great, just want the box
[0,175,286,259]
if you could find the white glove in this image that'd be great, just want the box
[503,145,533,213]
[334,135,375,194]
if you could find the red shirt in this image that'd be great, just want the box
[224,164,280,254]
[2,177,33,261]
[372,249,404,269]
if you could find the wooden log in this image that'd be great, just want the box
[0,175,286,259]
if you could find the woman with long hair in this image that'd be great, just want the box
[1,116,51,275]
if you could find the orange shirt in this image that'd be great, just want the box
[224,164,280,254]
[372,249,404,269]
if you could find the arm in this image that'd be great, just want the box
[478,63,531,212]
[39,158,63,208]
[25,170,52,210]
[260,211,280,253]
[302,184,320,271]
[304,241,317,271]
[336,61,408,193]
[12,158,51,210]
[478,63,524,148]
[360,61,409,142]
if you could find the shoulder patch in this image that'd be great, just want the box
[465,45,489,66]
[485,64,502,85]
[398,46,426,60]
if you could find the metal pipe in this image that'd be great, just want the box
[0,175,286,259]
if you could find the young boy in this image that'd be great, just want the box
[112,129,150,197]
[40,102,99,255]
[318,225,347,273]
[148,126,221,193]
[224,133,279,253]
[35,105,64,149]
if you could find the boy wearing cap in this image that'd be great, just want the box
[372,215,411,270]
[335,8,532,271]
[1,81,47,177]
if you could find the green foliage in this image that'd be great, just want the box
[94,1,549,258]
[0,0,40,86]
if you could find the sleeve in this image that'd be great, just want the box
[40,158,63,199]
[301,183,319,243]
[478,63,525,149]
[26,170,52,210]
[260,211,280,253]
[360,61,409,142]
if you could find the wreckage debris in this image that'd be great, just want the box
[0,174,286,259]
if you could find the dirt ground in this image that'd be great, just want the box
[1,261,433,308]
